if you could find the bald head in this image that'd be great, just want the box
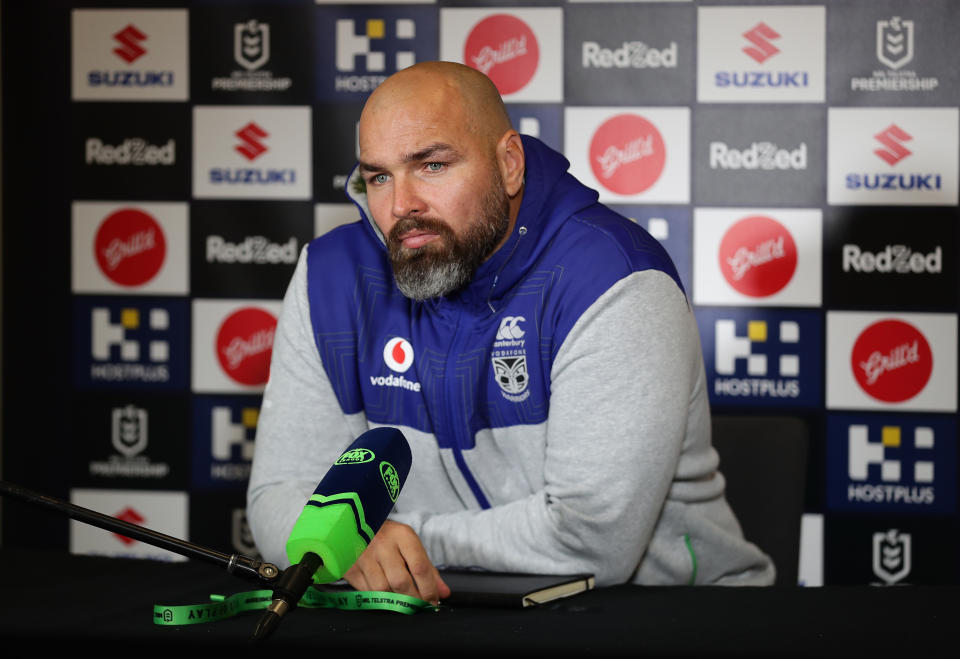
[360,61,513,156]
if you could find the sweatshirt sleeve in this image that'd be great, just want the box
[391,271,708,586]
[246,247,362,567]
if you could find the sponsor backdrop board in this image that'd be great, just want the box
[3,0,960,587]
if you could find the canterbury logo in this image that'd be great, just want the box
[113,24,147,64]
[742,22,780,63]
[235,122,268,161]
[496,316,526,340]
[874,124,912,166]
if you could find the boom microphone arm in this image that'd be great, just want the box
[0,480,281,587]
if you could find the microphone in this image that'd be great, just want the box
[252,426,411,641]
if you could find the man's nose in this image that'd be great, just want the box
[392,176,427,218]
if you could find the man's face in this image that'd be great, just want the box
[358,101,510,300]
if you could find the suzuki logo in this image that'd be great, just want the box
[113,24,147,64]
[742,22,780,63]
[235,122,268,161]
[873,124,912,166]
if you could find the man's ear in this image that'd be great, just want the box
[496,130,525,198]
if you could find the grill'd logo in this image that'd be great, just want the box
[851,320,932,403]
[589,114,665,195]
[94,208,166,287]
[235,122,268,161]
[742,22,779,63]
[215,308,277,386]
[464,14,538,95]
[113,24,147,63]
[718,215,797,298]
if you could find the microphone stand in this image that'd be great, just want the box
[0,480,281,587]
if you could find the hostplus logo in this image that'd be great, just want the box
[88,24,175,89]
[211,20,292,93]
[335,18,416,92]
[845,124,941,193]
[715,21,809,90]
[88,405,170,480]
[582,40,677,70]
[847,424,935,506]
[90,307,170,383]
[714,319,800,398]
[208,122,296,187]
[371,337,421,392]
[209,406,256,481]
[851,17,938,93]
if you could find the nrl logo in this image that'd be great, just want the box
[872,528,911,585]
[235,19,270,71]
[876,17,913,71]
[112,405,148,457]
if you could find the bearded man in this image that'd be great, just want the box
[247,61,774,606]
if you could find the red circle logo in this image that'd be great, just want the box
[216,307,277,386]
[589,114,666,195]
[851,319,933,402]
[464,14,539,95]
[383,337,414,373]
[718,215,797,297]
[94,208,166,287]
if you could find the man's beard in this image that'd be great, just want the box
[386,174,511,300]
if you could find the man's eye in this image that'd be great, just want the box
[371,174,389,185]
[426,162,445,172]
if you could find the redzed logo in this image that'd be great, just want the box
[113,507,145,546]
[742,22,780,63]
[718,215,797,297]
[94,208,166,287]
[113,24,147,64]
[216,308,277,385]
[383,337,414,373]
[874,124,912,166]
[235,122,269,161]
[464,14,539,95]
[589,114,665,195]
[852,319,933,403]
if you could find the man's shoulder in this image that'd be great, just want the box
[545,203,682,290]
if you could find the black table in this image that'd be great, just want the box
[0,549,954,656]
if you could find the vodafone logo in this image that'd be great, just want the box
[113,24,147,64]
[464,14,538,95]
[94,208,166,287]
[852,320,933,403]
[719,215,797,297]
[235,122,269,161]
[874,124,912,166]
[216,308,277,386]
[742,22,780,63]
[589,114,665,195]
[383,337,414,373]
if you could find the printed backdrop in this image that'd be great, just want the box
[2,0,959,587]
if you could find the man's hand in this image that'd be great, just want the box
[344,520,451,605]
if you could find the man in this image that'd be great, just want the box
[247,61,775,606]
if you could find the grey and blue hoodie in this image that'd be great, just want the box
[246,136,776,586]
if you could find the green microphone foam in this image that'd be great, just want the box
[285,492,374,584]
